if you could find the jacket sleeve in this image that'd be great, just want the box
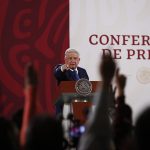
[54,64,64,80]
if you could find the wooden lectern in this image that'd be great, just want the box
[59,81,101,124]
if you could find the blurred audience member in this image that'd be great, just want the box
[20,63,38,147]
[12,108,23,131]
[135,107,150,150]
[20,63,65,150]
[113,69,135,150]
[78,54,116,150]
[25,114,63,150]
[0,117,19,150]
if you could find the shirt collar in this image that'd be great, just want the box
[70,68,78,73]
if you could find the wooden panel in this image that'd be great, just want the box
[60,81,101,93]
[72,101,92,124]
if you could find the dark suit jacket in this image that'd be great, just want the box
[54,64,89,85]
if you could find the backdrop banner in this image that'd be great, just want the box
[0,0,69,117]
[70,0,150,122]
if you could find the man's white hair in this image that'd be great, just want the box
[65,48,80,58]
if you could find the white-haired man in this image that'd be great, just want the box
[54,48,89,85]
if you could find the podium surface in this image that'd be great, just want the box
[59,81,102,123]
[60,81,101,93]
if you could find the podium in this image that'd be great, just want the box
[59,81,101,123]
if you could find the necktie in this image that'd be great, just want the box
[73,70,80,80]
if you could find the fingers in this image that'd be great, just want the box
[115,68,126,90]
[25,62,37,87]
[100,53,116,84]
[116,68,120,79]
[61,64,69,71]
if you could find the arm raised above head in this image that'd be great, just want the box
[20,63,38,147]
[78,53,116,150]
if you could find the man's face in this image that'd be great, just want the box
[65,52,80,69]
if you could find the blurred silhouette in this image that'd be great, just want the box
[113,69,134,150]
[12,108,23,131]
[20,63,38,147]
[78,53,116,150]
[25,114,63,150]
[3,51,149,150]
[135,107,150,150]
[0,117,19,150]
[20,63,65,150]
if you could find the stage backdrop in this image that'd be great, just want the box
[70,0,150,122]
[0,0,69,118]
[1,0,150,122]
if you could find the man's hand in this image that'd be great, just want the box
[61,64,69,72]
[21,62,38,147]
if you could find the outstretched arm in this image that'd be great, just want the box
[78,54,116,150]
[20,63,38,147]
[115,68,126,98]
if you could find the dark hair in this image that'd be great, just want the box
[0,117,19,150]
[25,114,64,150]
[135,107,150,150]
[12,108,23,130]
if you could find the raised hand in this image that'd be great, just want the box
[115,68,126,96]
[20,62,38,147]
[100,53,116,86]
[24,62,37,87]
[61,64,69,72]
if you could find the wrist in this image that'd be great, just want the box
[117,89,124,97]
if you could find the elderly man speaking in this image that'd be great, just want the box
[54,48,89,85]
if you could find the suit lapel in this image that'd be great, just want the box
[77,67,81,78]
